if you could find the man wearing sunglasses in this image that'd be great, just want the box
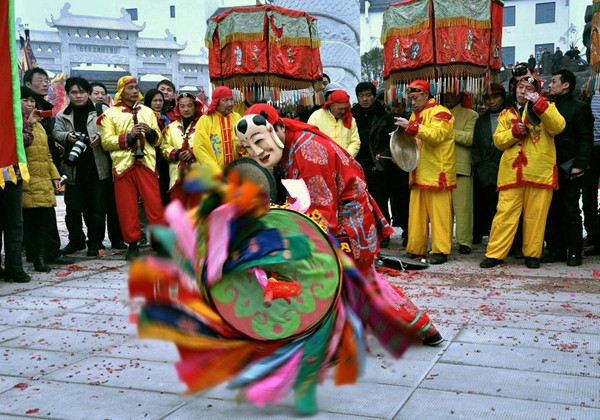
[394,80,456,264]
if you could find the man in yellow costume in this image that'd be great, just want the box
[307,89,361,157]
[192,86,241,174]
[99,76,164,261]
[480,73,565,269]
[394,80,456,264]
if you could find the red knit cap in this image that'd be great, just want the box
[207,86,233,114]
[245,103,283,126]
[323,90,352,129]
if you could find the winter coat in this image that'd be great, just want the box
[351,100,396,171]
[472,111,504,187]
[53,100,111,184]
[307,108,361,157]
[22,123,60,208]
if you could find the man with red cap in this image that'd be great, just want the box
[160,93,204,208]
[99,75,164,260]
[480,73,565,269]
[307,89,360,157]
[192,86,242,174]
[395,80,456,264]
[235,103,444,346]
[443,89,478,255]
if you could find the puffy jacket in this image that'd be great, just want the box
[307,108,361,157]
[404,99,456,190]
[550,92,594,169]
[22,123,60,208]
[351,100,396,171]
[99,103,161,177]
[53,100,111,184]
[494,97,565,190]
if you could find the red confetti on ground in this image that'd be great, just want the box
[14,382,29,390]
[25,409,39,414]
[593,269,600,278]
[55,264,90,277]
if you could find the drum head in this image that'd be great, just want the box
[207,209,342,341]
[225,157,278,202]
[390,128,420,172]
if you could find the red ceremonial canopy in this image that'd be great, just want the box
[381,0,503,100]
[206,5,324,105]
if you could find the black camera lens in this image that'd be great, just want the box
[512,65,528,77]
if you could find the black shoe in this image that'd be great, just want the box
[428,253,447,264]
[566,254,582,267]
[480,257,503,268]
[61,242,85,255]
[33,257,50,273]
[4,271,31,283]
[111,241,128,250]
[423,332,444,346]
[380,237,390,249]
[126,242,140,261]
[405,252,426,260]
[86,247,101,257]
[458,245,471,255]
[47,255,75,265]
[541,249,566,263]
[524,257,540,269]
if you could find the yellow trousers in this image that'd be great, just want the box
[451,175,473,247]
[407,188,453,255]
[486,185,552,259]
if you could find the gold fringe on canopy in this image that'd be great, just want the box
[268,34,321,49]
[435,17,491,30]
[381,20,430,45]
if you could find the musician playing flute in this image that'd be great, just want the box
[99,76,165,261]
[480,73,565,269]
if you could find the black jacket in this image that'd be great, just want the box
[472,111,503,187]
[351,101,396,171]
[550,92,594,169]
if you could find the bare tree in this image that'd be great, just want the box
[361,46,383,83]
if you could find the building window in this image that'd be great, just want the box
[126,8,138,21]
[535,43,554,56]
[503,6,515,27]
[536,2,555,24]
[502,46,515,67]
[170,5,176,18]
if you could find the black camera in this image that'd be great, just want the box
[65,132,91,167]
[512,63,529,77]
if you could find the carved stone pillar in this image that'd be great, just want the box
[272,0,361,101]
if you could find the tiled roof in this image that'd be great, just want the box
[179,55,208,65]
[47,13,144,32]
[137,38,186,50]
[23,30,61,44]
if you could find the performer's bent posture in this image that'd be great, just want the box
[236,103,443,346]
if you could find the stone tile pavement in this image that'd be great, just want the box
[1,197,599,419]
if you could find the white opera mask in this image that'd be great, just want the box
[235,114,284,169]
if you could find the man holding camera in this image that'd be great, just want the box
[53,77,112,257]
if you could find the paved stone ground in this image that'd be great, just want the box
[1,197,599,419]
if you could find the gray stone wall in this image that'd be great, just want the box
[273,0,361,100]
